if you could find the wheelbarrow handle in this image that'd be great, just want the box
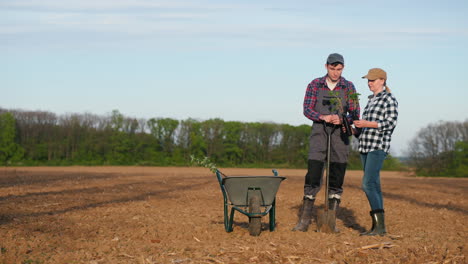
[216,169,227,178]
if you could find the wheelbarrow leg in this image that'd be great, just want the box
[228,207,235,232]
[269,199,276,231]
[271,169,279,231]
[224,200,234,232]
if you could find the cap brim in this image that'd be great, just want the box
[362,75,377,80]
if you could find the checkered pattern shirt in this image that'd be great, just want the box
[303,75,360,122]
[358,91,398,153]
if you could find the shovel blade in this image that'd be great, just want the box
[316,209,337,233]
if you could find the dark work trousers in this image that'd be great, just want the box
[304,89,350,199]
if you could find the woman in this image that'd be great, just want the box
[353,68,398,236]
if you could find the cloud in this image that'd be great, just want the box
[1,0,466,50]
[0,0,243,11]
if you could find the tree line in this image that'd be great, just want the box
[0,108,313,167]
[407,120,468,177]
[4,107,453,174]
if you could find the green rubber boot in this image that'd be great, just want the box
[360,210,376,236]
[292,198,315,232]
[361,209,386,236]
[328,198,340,233]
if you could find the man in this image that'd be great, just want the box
[292,53,360,232]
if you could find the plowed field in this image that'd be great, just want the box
[0,167,466,263]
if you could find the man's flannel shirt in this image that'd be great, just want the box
[303,75,360,123]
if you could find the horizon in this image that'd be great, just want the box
[2,0,468,156]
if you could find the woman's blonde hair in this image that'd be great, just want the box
[384,81,391,93]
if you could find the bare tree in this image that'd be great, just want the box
[407,120,468,175]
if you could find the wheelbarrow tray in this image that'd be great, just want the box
[216,170,286,235]
[222,176,286,206]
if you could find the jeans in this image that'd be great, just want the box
[360,150,387,210]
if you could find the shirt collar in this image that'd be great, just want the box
[368,90,387,99]
[320,75,346,87]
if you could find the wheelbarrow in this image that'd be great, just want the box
[215,169,286,236]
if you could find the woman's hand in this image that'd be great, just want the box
[353,120,365,128]
[353,120,368,128]
[354,119,378,128]
[342,125,359,135]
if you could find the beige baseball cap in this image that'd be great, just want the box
[362,68,387,80]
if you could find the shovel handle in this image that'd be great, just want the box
[322,124,335,212]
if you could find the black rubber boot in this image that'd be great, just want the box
[292,198,315,232]
[361,209,386,236]
[328,198,340,232]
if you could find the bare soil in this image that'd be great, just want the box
[0,167,467,264]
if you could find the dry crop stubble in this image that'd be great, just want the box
[0,167,466,263]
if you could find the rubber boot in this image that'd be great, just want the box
[292,198,314,232]
[328,198,340,232]
[362,209,386,236]
[328,198,340,211]
[360,210,376,236]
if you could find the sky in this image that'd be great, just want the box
[2,0,468,157]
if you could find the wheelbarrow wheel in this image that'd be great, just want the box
[248,194,262,236]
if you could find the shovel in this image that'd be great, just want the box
[316,124,337,233]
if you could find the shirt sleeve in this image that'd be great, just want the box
[377,95,398,131]
[303,80,321,121]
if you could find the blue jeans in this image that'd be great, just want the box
[360,150,387,211]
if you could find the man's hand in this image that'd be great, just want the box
[320,115,332,123]
[330,115,342,125]
[320,114,341,124]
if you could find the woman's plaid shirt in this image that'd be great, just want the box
[358,90,398,153]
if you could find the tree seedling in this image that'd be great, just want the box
[190,155,226,176]
[328,91,361,136]
[328,90,360,117]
